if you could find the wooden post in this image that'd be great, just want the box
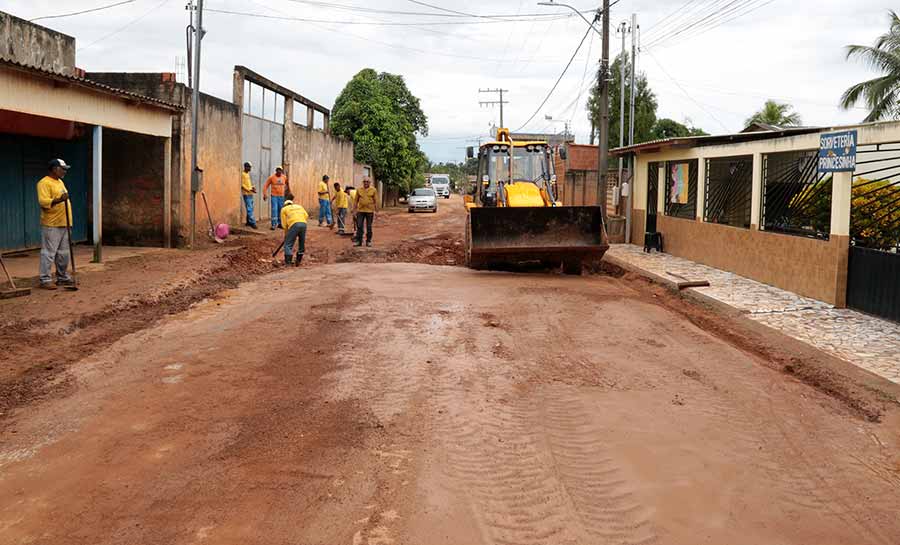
[92,125,103,263]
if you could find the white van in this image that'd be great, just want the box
[430,175,451,199]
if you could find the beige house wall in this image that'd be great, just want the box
[627,120,900,306]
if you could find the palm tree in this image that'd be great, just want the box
[745,100,802,127]
[841,10,900,122]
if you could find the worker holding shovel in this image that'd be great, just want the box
[279,192,309,266]
[35,159,75,290]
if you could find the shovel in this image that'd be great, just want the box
[63,200,79,291]
[0,254,31,299]
[201,191,225,244]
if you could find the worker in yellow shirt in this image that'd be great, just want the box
[241,162,257,229]
[331,182,350,234]
[36,159,75,290]
[318,174,334,228]
[353,178,378,247]
[279,192,310,266]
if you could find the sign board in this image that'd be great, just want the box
[818,130,857,173]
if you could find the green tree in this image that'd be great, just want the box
[331,69,429,191]
[745,100,802,127]
[587,52,658,146]
[840,10,900,121]
[650,118,708,140]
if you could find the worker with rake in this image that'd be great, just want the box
[279,192,309,266]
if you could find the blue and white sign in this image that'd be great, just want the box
[818,130,857,173]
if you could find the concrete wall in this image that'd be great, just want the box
[283,100,354,213]
[0,12,75,74]
[627,120,900,305]
[102,129,165,246]
[180,93,242,244]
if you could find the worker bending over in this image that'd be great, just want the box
[279,192,309,266]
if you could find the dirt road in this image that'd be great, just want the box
[2,197,899,544]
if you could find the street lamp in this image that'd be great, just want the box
[539,0,611,223]
[537,1,602,36]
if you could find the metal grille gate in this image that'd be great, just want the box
[847,142,900,322]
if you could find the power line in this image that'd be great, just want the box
[644,0,739,49]
[204,7,579,63]
[30,0,137,21]
[644,0,776,51]
[403,0,595,20]
[281,0,581,20]
[78,0,170,51]
[204,7,572,27]
[514,21,595,132]
[654,0,777,50]
[645,50,730,131]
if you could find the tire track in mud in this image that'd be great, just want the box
[681,364,897,545]
[428,311,658,545]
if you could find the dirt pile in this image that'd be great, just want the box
[337,232,465,267]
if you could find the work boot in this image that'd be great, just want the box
[39,282,57,290]
[353,241,362,247]
[285,255,293,266]
[366,241,372,247]
[295,254,303,266]
[270,225,276,231]
[56,278,75,287]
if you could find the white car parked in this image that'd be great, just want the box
[408,187,438,213]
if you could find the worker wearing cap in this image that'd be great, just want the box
[241,162,257,229]
[317,174,334,228]
[36,159,75,290]
[279,192,309,266]
[263,166,289,230]
[353,178,378,247]
[331,181,349,234]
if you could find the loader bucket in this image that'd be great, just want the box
[466,206,609,274]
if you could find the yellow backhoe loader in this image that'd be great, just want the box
[464,128,609,274]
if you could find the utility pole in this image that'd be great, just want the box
[189,0,205,248]
[617,20,628,208]
[479,88,509,128]
[626,13,638,244]
[185,0,194,88]
[597,1,610,222]
[628,13,637,148]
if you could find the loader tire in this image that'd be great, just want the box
[562,258,583,276]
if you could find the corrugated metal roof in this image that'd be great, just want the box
[0,56,182,111]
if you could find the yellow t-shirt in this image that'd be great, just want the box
[280,201,309,230]
[241,172,254,195]
[36,176,73,228]
[318,181,330,200]
[355,186,378,213]
[333,189,349,209]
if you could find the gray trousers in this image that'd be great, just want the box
[284,222,307,264]
[40,226,72,284]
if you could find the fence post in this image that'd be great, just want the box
[695,157,706,221]
[831,170,852,308]
[656,163,665,216]
[750,152,763,230]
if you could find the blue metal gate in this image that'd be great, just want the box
[847,142,900,322]
[0,134,89,251]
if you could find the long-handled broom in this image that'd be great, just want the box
[0,254,30,299]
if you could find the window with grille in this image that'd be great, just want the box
[664,159,698,219]
[704,155,753,228]
[761,150,831,239]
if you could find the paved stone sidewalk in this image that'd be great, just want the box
[606,244,900,385]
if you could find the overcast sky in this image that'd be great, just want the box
[4,0,893,163]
